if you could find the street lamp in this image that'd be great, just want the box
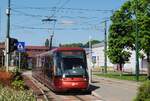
[42,18,57,50]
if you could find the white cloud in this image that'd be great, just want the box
[60,20,76,26]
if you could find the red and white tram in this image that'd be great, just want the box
[32,47,89,92]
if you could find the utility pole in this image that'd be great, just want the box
[49,34,53,50]
[42,18,56,50]
[5,0,11,71]
[104,20,108,73]
[135,0,139,81]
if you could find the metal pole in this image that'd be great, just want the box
[5,0,11,71]
[104,20,107,73]
[89,36,92,83]
[19,52,21,72]
[2,55,3,67]
[42,18,56,50]
[49,19,56,50]
[135,0,139,81]
[49,35,53,50]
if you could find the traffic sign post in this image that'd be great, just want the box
[18,52,21,72]
[16,42,25,71]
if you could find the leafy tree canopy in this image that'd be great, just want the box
[108,0,150,76]
[45,39,49,47]
[60,40,102,48]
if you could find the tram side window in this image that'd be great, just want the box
[55,57,62,76]
[49,56,54,72]
[54,53,62,76]
[45,55,54,78]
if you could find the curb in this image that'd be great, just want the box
[91,91,104,101]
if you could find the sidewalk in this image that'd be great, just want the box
[91,75,139,101]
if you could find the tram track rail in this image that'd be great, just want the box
[23,71,101,101]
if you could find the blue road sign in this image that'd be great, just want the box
[16,42,25,52]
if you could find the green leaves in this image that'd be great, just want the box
[134,80,150,101]
[45,38,50,47]
[108,1,133,65]
[108,0,150,66]
[60,40,101,48]
[0,84,35,101]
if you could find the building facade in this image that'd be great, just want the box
[88,42,148,73]
[0,43,50,68]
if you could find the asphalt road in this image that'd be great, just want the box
[92,76,139,101]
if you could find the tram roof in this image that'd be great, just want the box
[36,47,85,57]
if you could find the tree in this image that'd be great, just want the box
[45,38,49,47]
[129,0,150,79]
[108,1,133,72]
[60,43,84,47]
[108,0,150,79]
[60,40,102,48]
[84,40,102,48]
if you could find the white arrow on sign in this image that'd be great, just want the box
[18,43,24,50]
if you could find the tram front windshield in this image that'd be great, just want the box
[56,51,88,77]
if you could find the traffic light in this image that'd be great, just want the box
[9,37,18,53]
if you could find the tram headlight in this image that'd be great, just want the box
[62,74,66,78]
[83,76,87,81]
[83,77,88,81]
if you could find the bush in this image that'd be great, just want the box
[11,72,25,90]
[134,80,150,101]
[11,79,25,90]
[0,70,14,86]
[0,84,35,101]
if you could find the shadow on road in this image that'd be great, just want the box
[56,84,100,95]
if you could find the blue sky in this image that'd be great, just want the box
[0,0,127,46]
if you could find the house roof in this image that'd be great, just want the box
[26,46,57,57]
[0,44,51,50]
[0,44,54,57]
[26,46,50,50]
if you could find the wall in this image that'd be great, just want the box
[87,43,148,74]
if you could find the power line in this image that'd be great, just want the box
[12,10,101,20]
[50,0,72,17]
[13,7,113,12]
[12,9,109,22]
[12,9,45,18]
[12,24,102,31]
